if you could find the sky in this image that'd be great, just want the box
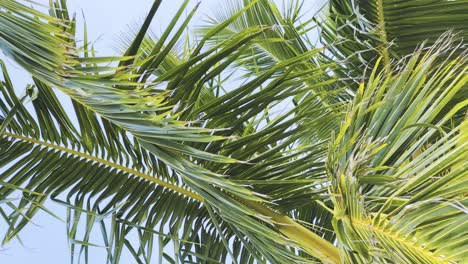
[0,0,325,263]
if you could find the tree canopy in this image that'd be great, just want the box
[0,0,466,263]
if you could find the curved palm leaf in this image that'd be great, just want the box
[0,63,250,263]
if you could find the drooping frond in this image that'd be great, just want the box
[0,60,255,263]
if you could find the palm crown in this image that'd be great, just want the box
[0,0,466,263]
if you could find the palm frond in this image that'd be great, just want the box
[327,35,467,263]
[0,61,236,263]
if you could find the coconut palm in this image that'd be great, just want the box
[0,0,466,263]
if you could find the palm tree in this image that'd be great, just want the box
[0,0,466,263]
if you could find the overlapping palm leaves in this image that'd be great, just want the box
[0,0,467,263]
[199,0,350,105]
[328,36,467,263]
[321,0,468,89]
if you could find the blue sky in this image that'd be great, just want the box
[0,0,324,263]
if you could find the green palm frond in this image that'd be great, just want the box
[0,62,232,263]
[327,35,467,263]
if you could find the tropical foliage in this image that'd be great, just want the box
[0,0,466,263]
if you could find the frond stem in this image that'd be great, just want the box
[2,132,204,201]
[245,200,341,264]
